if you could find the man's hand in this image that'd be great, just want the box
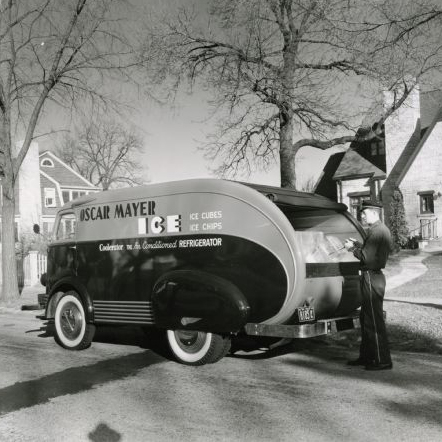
[344,238,356,251]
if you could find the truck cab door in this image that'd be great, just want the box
[47,212,78,287]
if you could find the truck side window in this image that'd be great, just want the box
[56,213,77,241]
[277,206,363,263]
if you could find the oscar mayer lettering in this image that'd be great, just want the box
[79,199,182,236]
[80,200,157,221]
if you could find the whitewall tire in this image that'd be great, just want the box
[166,329,231,365]
[54,291,95,350]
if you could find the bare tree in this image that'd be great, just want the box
[0,0,153,303]
[162,0,442,187]
[58,118,146,190]
[298,175,317,193]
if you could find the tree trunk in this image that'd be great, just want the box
[1,177,19,304]
[279,111,297,188]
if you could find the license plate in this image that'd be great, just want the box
[297,306,315,323]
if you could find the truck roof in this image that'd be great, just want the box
[243,182,347,211]
[64,178,347,212]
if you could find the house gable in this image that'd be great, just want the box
[333,149,386,181]
[39,150,99,189]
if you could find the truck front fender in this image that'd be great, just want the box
[152,270,250,333]
[46,277,94,322]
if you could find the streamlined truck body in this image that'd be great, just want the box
[39,179,365,364]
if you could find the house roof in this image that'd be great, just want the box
[315,152,345,199]
[39,151,99,189]
[333,148,386,180]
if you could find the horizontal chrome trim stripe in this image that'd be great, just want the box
[94,301,153,305]
[95,312,153,319]
[96,318,155,325]
[94,307,153,313]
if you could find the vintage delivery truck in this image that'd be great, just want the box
[38,179,365,365]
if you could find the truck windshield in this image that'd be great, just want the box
[277,206,363,263]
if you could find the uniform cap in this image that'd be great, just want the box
[361,200,383,210]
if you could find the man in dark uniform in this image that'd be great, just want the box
[344,200,393,371]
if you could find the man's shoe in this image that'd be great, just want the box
[347,358,367,366]
[365,362,393,371]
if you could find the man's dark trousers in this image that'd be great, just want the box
[359,270,391,365]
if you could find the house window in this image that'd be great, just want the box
[370,140,385,156]
[44,188,56,207]
[419,193,434,214]
[41,158,54,167]
[349,195,371,221]
[43,221,55,235]
[61,190,87,204]
[378,140,385,155]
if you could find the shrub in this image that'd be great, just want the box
[405,235,420,250]
[389,188,409,252]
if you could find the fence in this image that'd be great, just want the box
[23,251,47,286]
[409,218,438,240]
[420,218,438,239]
[0,249,47,290]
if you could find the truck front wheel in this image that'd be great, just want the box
[54,291,95,350]
[166,330,231,365]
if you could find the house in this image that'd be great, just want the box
[315,124,386,221]
[39,150,100,235]
[1,143,99,242]
[316,86,442,240]
[0,143,99,286]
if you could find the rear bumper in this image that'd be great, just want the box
[244,313,360,339]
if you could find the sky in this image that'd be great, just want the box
[131,88,340,188]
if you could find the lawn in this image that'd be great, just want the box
[387,251,442,299]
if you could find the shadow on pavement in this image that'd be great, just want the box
[0,350,164,416]
[27,321,174,361]
[89,422,122,442]
[228,335,329,360]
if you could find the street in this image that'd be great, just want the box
[0,307,441,441]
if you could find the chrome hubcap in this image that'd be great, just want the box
[174,330,207,354]
[60,301,83,341]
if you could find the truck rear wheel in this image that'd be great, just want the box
[54,291,95,350]
[166,330,231,365]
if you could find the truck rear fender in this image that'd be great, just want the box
[152,270,250,333]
